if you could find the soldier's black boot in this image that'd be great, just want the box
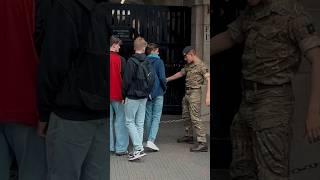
[177,136,194,144]
[190,142,208,152]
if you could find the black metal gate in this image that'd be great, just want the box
[110,4,191,114]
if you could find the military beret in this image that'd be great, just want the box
[182,46,195,55]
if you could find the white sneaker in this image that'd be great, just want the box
[146,141,159,151]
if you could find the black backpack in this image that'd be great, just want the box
[132,57,155,98]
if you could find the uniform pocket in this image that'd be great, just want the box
[251,88,294,131]
[259,26,281,40]
[46,113,60,137]
[256,26,287,56]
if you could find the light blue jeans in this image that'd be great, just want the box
[145,96,164,142]
[110,101,129,153]
[124,98,147,152]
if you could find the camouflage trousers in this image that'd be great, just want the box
[230,86,294,180]
[182,89,207,143]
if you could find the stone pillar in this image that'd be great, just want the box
[190,0,210,66]
[189,0,211,128]
[290,1,320,179]
[189,0,211,66]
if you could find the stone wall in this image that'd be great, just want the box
[290,1,320,179]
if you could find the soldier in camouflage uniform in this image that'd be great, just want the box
[211,0,320,179]
[167,46,210,152]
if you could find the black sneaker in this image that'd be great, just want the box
[128,152,134,158]
[177,136,194,144]
[128,150,146,161]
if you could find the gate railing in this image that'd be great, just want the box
[110,4,191,114]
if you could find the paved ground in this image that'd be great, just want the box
[110,115,210,180]
[9,115,211,180]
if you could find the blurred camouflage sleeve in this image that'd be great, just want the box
[289,6,320,55]
[180,66,186,76]
[227,14,245,44]
[200,63,210,79]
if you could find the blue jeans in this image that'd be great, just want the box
[110,101,129,153]
[124,98,147,152]
[145,96,164,142]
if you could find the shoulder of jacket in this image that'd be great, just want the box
[201,61,209,67]
[128,57,140,64]
[271,1,307,17]
[159,58,165,64]
[76,0,96,11]
[56,0,85,27]
[127,57,134,62]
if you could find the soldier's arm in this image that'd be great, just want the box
[205,74,210,106]
[288,7,320,143]
[210,31,237,56]
[166,71,185,82]
[211,13,245,56]
[305,47,320,143]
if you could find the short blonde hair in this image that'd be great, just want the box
[134,37,147,51]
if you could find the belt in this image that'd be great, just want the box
[243,80,291,91]
[185,87,201,90]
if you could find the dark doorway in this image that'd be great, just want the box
[211,0,246,170]
[110,4,191,114]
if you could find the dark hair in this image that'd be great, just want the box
[110,36,122,46]
[145,43,159,55]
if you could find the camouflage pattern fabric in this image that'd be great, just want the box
[180,60,209,143]
[228,0,320,84]
[180,60,209,89]
[226,0,320,179]
[230,86,294,180]
[182,89,206,142]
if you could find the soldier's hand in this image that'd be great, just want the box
[205,96,210,106]
[37,121,48,138]
[305,111,320,144]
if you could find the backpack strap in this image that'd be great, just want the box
[131,57,140,65]
[131,56,149,65]
[77,0,96,11]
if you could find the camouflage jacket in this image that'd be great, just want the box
[228,0,320,84]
